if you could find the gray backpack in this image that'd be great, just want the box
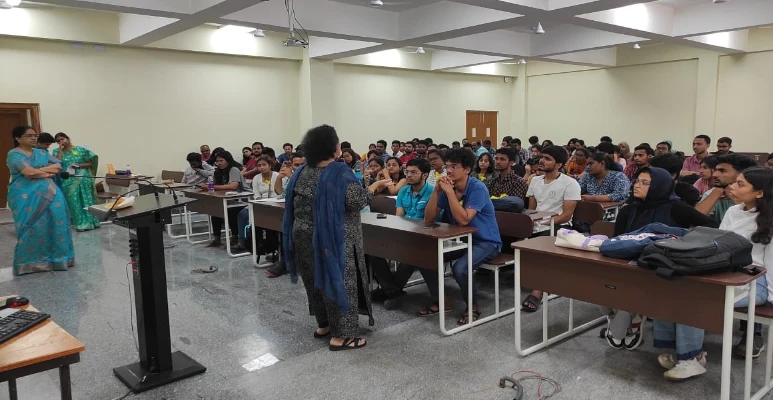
[637,227,756,279]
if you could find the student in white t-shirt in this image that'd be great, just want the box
[233,156,279,251]
[521,146,581,313]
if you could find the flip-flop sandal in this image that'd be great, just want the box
[191,266,218,274]
[329,337,366,351]
[521,294,541,313]
[416,302,454,317]
[457,308,481,325]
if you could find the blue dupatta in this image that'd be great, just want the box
[282,162,359,312]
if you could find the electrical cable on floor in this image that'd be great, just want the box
[125,262,138,352]
[500,370,561,400]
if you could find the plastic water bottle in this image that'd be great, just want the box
[125,164,132,176]
[354,166,362,181]
[207,176,215,193]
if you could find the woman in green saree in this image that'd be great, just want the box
[53,132,100,231]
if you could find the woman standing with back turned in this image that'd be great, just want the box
[53,132,100,231]
[7,126,75,275]
[283,125,376,351]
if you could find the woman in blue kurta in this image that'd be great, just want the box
[7,126,75,276]
[53,132,100,231]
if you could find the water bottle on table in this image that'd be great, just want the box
[207,176,215,193]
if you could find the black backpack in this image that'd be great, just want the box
[637,227,756,279]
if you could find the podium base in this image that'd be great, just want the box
[113,351,206,393]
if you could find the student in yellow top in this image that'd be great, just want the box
[426,149,446,187]
[473,153,496,185]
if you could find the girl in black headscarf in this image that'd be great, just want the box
[603,167,718,352]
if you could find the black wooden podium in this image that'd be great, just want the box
[91,193,206,392]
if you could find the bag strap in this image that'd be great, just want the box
[641,253,679,280]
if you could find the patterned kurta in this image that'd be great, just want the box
[291,165,372,337]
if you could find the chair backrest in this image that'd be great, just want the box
[573,201,605,224]
[105,174,131,188]
[495,211,535,240]
[161,170,184,183]
[591,221,615,238]
[371,195,397,215]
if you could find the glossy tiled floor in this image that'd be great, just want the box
[0,222,771,400]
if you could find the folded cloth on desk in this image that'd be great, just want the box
[599,223,689,260]
[555,228,608,252]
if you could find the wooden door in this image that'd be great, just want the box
[465,110,498,147]
[0,103,42,208]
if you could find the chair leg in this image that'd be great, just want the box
[494,267,500,317]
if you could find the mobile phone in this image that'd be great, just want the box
[423,223,440,229]
[376,213,387,219]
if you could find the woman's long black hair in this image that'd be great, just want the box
[213,150,237,185]
[743,167,773,245]
[241,147,253,166]
[474,152,495,176]
[11,126,32,148]
[386,156,405,181]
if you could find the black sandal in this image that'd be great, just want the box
[457,307,481,325]
[416,302,454,317]
[521,294,541,313]
[313,328,331,339]
[329,337,366,351]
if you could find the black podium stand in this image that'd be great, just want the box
[91,194,206,392]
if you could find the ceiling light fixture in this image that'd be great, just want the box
[633,43,641,49]
[713,0,728,3]
[219,25,255,34]
[416,46,425,54]
[517,59,527,65]
[534,22,545,34]
[252,29,266,37]
[6,0,21,6]
[370,0,384,6]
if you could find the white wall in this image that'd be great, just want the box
[716,51,773,152]
[526,60,699,151]
[0,36,300,176]
[332,64,514,152]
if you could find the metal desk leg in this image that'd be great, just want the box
[721,286,734,400]
[59,365,72,400]
[438,238,448,335]
[8,379,17,400]
[744,282,758,400]
[223,198,249,258]
[185,206,211,245]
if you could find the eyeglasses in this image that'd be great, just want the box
[633,179,651,186]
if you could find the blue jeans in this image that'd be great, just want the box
[491,196,525,213]
[237,208,250,243]
[653,321,704,361]
[735,276,769,335]
[419,241,500,305]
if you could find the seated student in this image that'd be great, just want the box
[714,136,733,155]
[376,157,408,195]
[37,132,56,151]
[426,149,446,187]
[623,145,654,180]
[595,142,624,172]
[361,143,376,161]
[578,153,631,203]
[362,157,384,187]
[521,146,581,312]
[366,149,380,162]
[693,155,717,196]
[199,151,248,248]
[650,153,701,207]
[182,152,215,185]
[399,142,417,164]
[696,153,758,224]
[487,148,528,212]
[603,167,717,351]
[277,142,293,164]
[655,141,671,156]
[565,147,589,178]
[721,167,773,358]
[473,153,496,184]
[265,152,306,278]
[234,156,279,251]
[652,168,773,381]
[263,147,281,172]
[512,138,530,166]
[370,158,434,309]
[524,155,543,185]
[529,144,543,160]
[419,149,501,324]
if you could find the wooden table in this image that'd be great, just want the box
[512,237,764,400]
[0,296,85,400]
[598,201,623,221]
[182,189,253,257]
[247,199,286,267]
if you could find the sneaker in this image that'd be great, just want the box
[734,334,765,359]
[605,317,624,349]
[205,238,222,248]
[624,315,646,351]
[659,351,707,370]
[264,263,286,278]
[663,357,707,381]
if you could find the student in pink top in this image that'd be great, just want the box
[681,135,710,176]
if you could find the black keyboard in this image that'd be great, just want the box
[0,309,51,345]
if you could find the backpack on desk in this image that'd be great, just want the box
[637,227,755,279]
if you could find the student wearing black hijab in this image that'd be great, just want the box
[603,167,718,352]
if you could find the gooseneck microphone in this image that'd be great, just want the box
[57,171,179,202]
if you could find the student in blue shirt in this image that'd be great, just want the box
[370,158,434,309]
[419,149,502,325]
